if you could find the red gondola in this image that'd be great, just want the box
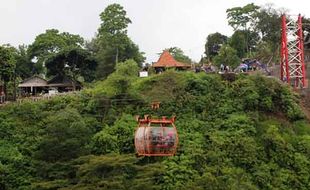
[135,115,178,156]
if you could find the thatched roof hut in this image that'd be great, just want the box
[18,75,48,88]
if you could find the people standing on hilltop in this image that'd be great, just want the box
[220,64,224,72]
[226,65,230,72]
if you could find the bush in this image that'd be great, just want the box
[35,108,93,162]
[91,129,119,154]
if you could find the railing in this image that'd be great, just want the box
[16,91,79,103]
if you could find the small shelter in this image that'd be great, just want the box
[18,75,82,97]
[18,76,48,96]
[48,75,82,92]
[152,50,191,73]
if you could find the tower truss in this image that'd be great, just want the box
[281,14,306,88]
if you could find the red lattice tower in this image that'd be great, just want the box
[281,14,307,88]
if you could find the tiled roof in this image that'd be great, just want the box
[152,50,190,68]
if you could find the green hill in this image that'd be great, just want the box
[1,60,310,190]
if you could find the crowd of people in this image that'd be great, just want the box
[195,64,217,73]
[194,59,270,75]
[219,64,231,73]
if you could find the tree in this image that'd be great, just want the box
[213,45,240,68]
[255,41,275,64]
[91,131,119,154]
[255,4,282,54]
[98,3,131,35]
[302,17,310,49]
[228,30,259,58]
[106,114,137,153]
[94,4,145,79]
[226,3,260,31]
[45,47,97,82]
[28,29,84,75]
[168,47,192,63]
[205,32,228,60]
[35,108,92,162]
[100,59,139,96]
[227,3,260,55]
[229,30,247,58]
[0,45,37,100]
[15,45,35,79]
[0,45,16,97]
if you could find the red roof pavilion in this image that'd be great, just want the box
[152,51,190,68]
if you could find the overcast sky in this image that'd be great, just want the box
[0,0,309,63]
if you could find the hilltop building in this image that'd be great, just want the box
[152,50,191,73]
[18,75,81,96]
[18,75,48,96]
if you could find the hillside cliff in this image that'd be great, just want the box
[1,61,310,190]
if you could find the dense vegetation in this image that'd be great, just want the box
[1,2,310,190]
[1,60,310,189]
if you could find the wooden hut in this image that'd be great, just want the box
[18,76,48,96]
[18,74,82,97]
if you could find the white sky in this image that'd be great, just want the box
[0,0,309,63]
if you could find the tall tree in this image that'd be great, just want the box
[251,4,290,63]
[229,31,247,58]
[0,45,16,97]
[95,3,145,79]
[213,45,240,68]
[167,47,192,63]
[229,30,259,58]
[28,29,84,75]
[254,4,282,53]
[35,108,92,162]
[226,3,260,31]
[302,17,310,49]
[45,47,97,82]
[15,45,34,79]
[98,4,131,35]
[255,41,274,64]
[227,3,260,55]
[205,32,228,60]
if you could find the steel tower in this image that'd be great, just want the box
[281,14,307,88]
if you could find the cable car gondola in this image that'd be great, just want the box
[135,115,178,156]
